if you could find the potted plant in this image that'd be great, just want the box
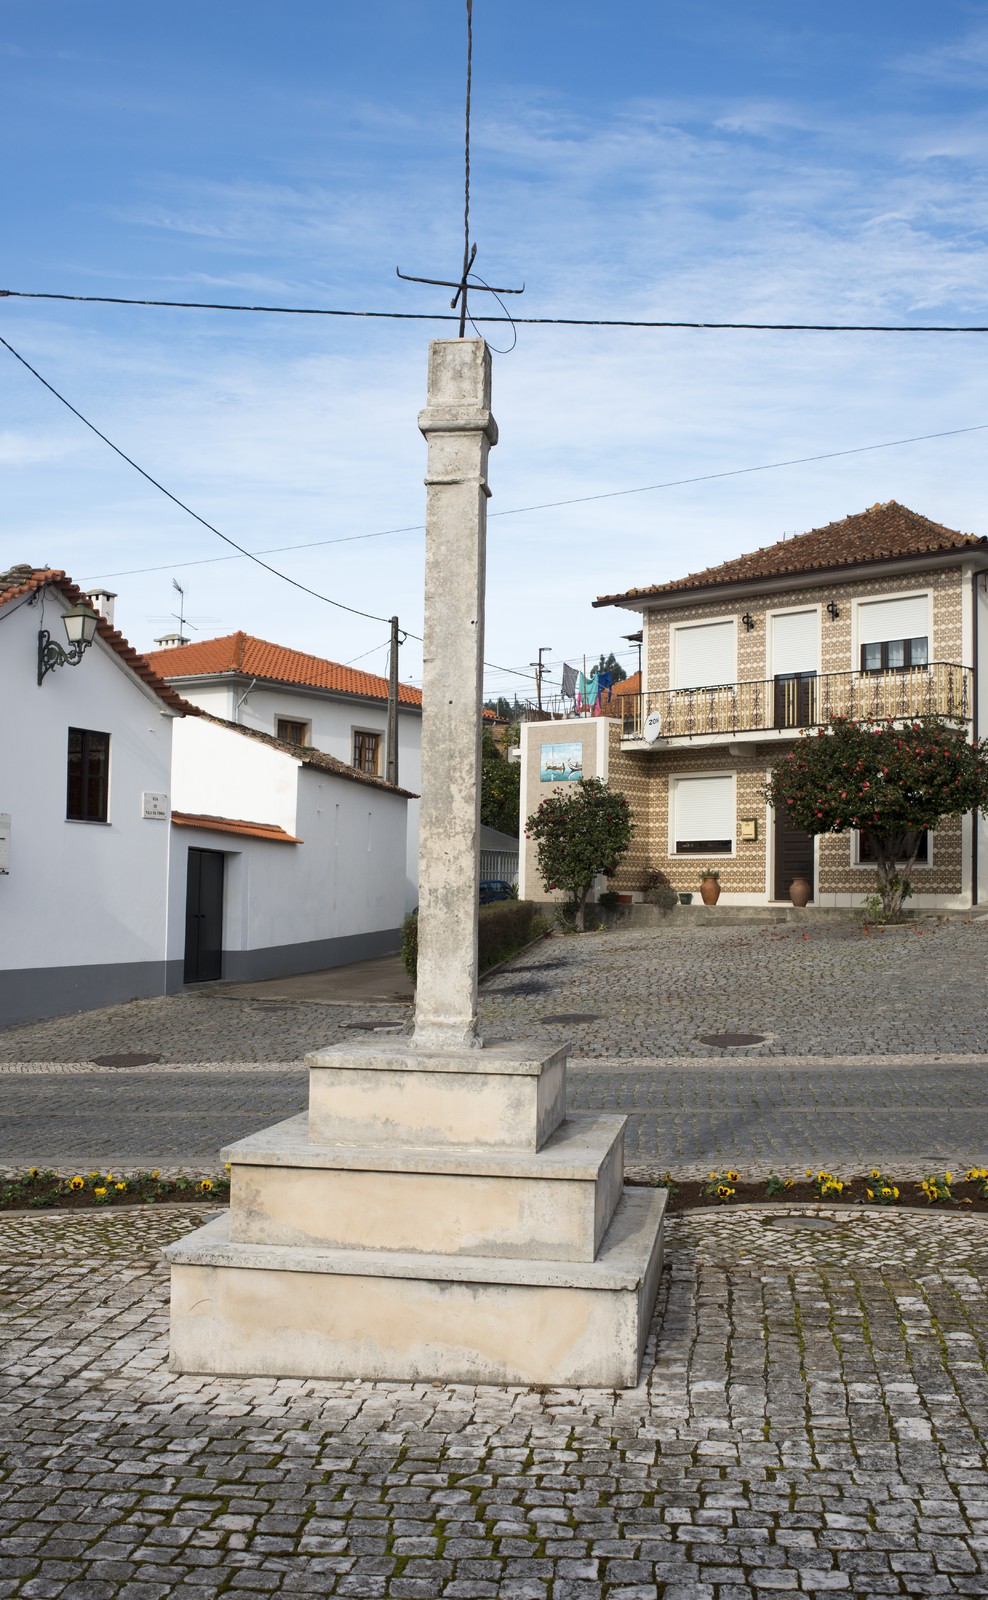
[640,869,678,912]
[699,869,721,906]
[678,891,693,905]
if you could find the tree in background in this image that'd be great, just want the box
[481,728,520,836]
[592,651,628,684]
[525,777,633,929]
[766,715,988,921]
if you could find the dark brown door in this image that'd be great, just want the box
[774,808,814,901]
[184,849,225,982]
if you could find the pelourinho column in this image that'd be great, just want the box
[412,339,497,1051]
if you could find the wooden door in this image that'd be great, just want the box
[773,808,814,901]
[184,848,225,982]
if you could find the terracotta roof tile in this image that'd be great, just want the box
[190,710,418,800]
[171,812,301,844]
[0,566,188,712]
[594,501,987,607]
[146,631,423,707]
[609,671,641,698]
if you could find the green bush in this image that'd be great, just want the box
[401,901,547,984]
[597,889,622,911]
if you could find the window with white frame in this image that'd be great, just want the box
[857,594,930,673]
[673,620,734,691]
[672,774,734,854]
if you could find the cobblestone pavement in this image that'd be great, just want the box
[2,1204,987,1598]
[1,920,986,1064]
[2,1062,988,1177]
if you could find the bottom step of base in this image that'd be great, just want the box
[166,1188,665,1387]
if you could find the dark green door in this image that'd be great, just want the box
[184,848,225,982]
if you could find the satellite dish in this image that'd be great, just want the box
[643,709,663,744]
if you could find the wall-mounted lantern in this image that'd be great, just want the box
[38,603,100,686]
[741,612,756,632]
[826,601,841,621]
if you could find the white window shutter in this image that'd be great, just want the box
[674,775,734,846]
[858,595,929,646]
[771,610,817,675]
[673,621,734,689]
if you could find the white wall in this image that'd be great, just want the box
[0,591,177,1018]
[171,714,300,835]
[165,730,408,976]
[175,679,423,911]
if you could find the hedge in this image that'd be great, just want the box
[401,899,547,984]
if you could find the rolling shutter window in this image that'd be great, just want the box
[771,611,817,676]
[858,595,929,646]
[673,621,734,690]
[674,775,734,853]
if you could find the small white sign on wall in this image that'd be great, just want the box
[0,813,9,873]
[142,792,169,820]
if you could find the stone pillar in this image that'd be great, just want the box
[412,339,498,1051]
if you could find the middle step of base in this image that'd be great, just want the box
[224,1111,626,1261]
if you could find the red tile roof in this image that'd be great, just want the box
[594,501,987,607]
[0,566,188,712]
[146,631,423,707]
[610,671,641,698]
[171,812,300,844]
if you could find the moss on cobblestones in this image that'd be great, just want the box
[1,1204,986,1595]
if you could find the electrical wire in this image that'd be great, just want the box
[82,421,988,587]
[3,288,987,333]
[0,330,543,684]
[0,330,399,629]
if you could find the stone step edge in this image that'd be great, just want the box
[166,1187,667,1293]
[304,1038,568,1077]
[223,1111,626,1179]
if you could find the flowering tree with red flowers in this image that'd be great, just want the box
[766,715,988,921]
[525,777,633,929]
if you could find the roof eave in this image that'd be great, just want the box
[595,544,988,613]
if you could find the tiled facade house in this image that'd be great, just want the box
[520,502,988,910]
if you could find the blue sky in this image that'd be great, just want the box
[3,1,986,699]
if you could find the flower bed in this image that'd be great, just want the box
[0,1168,230,1210]
[630,1167,988,1213]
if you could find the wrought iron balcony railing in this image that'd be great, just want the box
[620,663,973,741]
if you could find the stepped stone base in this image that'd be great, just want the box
[225,1111,626,1261]
[166,1188,666,1386]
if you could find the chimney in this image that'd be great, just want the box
[154,631,189,647]
[84,587,117,627]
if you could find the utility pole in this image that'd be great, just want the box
[386,615,401,787]
[530,645,552,713]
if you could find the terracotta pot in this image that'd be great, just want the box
[699,875,721,906]
[789,876,812,908]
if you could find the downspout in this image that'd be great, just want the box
[234,678,257,724]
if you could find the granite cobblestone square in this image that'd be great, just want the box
[0,1205,986,1597]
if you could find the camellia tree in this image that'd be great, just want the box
[766,715,988,921]
[525,777,633,929]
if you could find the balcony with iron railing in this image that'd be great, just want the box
[619,662,973,744]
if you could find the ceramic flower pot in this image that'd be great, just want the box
[789,876,812,907]
[700,875,721,906]
[678,892,693,906]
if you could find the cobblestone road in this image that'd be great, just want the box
[2,920,986,1064]
[2,1062,988,1177]
[1,1204,987,1598]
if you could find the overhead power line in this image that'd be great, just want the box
[81,421,988,586]
[0,330,539,685]
[2,287,986,333]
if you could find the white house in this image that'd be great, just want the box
[146,632,423,911]
[0,565,185,1025]
[168,711,412,982]
[0,569,416,1028]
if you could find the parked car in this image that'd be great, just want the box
[479,879,515,904]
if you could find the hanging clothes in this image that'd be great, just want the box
[597,670,613,704]
[561,662,578,701]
